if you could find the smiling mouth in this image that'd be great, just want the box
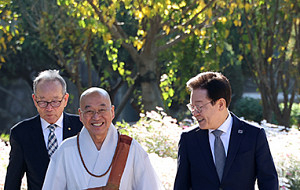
[92,122,104,127]
[198,119,204,123]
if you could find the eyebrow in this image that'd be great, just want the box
[36,96,62,100]
[84,103,107,109]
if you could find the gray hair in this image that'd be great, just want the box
[33,70,67,95]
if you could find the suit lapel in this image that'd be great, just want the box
[62,112,80,139]
[196,128,220,181]
[29,115,50,160]
[222,114,245,179]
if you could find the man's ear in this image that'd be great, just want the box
[218,98,227,111]
[32,94,38,107]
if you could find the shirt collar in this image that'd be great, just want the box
[41,113,64,131]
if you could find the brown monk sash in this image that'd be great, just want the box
[83,134,133,190]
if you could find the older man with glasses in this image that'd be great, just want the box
[4,69,83,190]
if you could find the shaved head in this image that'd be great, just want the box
[80,87,111,109]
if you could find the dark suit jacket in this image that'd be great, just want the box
[4,112,83,190]
[174,113,278,190]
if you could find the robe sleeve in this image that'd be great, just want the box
[42,150,67,190]
[131,141,164,190]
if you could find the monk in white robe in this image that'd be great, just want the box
[42,87,163,190]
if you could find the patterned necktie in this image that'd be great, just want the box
[212,129,226,181]
[47,124,58,158]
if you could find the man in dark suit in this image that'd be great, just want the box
[174,71,278,190]
[4,70,83,190]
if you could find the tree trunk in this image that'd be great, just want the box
[138,53,164,112]
[140,80,164,111]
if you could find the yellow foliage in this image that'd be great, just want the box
[234,20,242,27]
[185,29,191,34]
[0,56,5,63]
[245,3,251,12]
[91,28,97,33]
[135,10,144,20]
[261,49,265,55]
[133,38,144,50]
[218,17,227,24]
[179,1,186,7]
[267,57,272,63]
[108,17,115,28]
[166,0,171,6]
[207,8,212,18]
[103,33,112,42]
[238,55,243,61]
[247,44,251,50]
[79,6,86,15]
[137,29,145,36]
[163,25,170,35]
[200,30,206,36]
[284,14,288,20]
[172,3,180,10]
[230,3,237,14]
[225,30,230,38]
[218,1,226,8]
[7,35,12,42]
[164,9,169,15]
[216,46,223,55]
[6,10,12,17]
[236,0,243,8]
[136,40,144,51]
[123,0,131,7]
[194,29,201,36]
[19,36,25,43]
[0,37,7,51]
[142,7,151,17]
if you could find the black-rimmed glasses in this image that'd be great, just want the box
[35,95,65,108]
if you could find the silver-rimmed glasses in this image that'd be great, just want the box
[81,107,112,118]
[187,101,212,114]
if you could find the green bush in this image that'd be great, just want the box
[287,103,300,129]
[232,97,263,122]
[0,133,9,142]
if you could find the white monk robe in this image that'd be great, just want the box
[42,124,164,190]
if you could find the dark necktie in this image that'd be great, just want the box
[47,124,58,158]
[212,129,226,181]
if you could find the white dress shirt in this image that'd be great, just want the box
[41,114,64,147]
[209,112,233,163]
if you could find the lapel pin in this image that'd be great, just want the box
[68,127,71,131]
[238,130,243,134]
